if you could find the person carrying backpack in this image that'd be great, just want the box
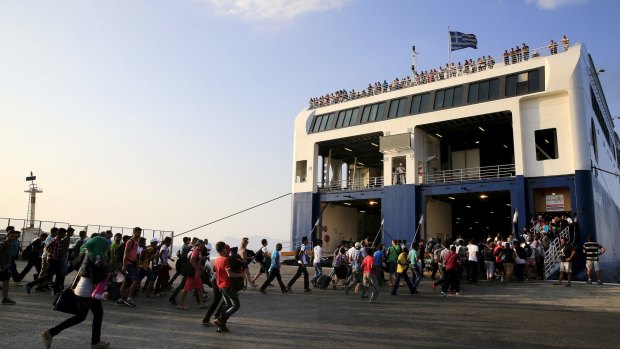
[285,236,311,293]
[251,239,270,285]
[386,240,401,287]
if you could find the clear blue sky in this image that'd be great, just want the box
[1,0,618,244]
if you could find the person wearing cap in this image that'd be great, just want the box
[555,236,576,287]
[343,242,365,296]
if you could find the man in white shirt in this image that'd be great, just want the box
[466,239,479,285]
[310,240,324,288]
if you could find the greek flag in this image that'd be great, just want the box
[450,31,477,51]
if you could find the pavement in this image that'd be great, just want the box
[1,260,619,349]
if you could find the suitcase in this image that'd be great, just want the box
[317,275,331,289]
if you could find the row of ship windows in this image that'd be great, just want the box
[311,69,542,133]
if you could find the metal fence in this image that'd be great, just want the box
[424,164,516,184]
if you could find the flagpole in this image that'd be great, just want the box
[448,26,451,66]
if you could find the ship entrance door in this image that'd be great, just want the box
[318,199,381,252]
[425,191,512,243]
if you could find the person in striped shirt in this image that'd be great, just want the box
[583,234,606,285]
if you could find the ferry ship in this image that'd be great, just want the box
[290,40,620,283]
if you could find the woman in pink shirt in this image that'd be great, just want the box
[441,246,461,296]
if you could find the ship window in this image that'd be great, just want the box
[516,72,529,95]
[591,119,598,163]
[489,79,499,99]
[505,74,517,97]
[468,83,479,103]
[312,116,323,132]
[336,111,345,128]
[411,93,430,114]
[361,102,385,124]
[296,160,307,183]
[444,88,454,108]
[453,86,463,106]
[350,109,359,125]
[468,78,498,103]
[420,93,430,113]
[535,128,558,161]
[528,69,540,92]
[361,106,371,123]
[388,98,407,119]
[434,90,445,109]
[325,113,336,130]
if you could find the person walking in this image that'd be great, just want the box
[391,247,416,295]
[259,243,287,293]
[362,247,379,303]
[286,236,311,293]
[42,239,110,349]
[310,239,324,287]
[0,230,19,304]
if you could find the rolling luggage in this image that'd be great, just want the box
[317,274,331,289]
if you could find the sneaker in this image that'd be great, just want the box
[177,305,188,310]
[115,299,126,306]
[42,331,53,349]
[259,289,266,294]
[597,280,603,285]
[1,298,16,305]
[344,287,349,295]
[91,341,110,349]
[455,292,462,296]
[332,284,337,290]
[123,298,136,307]
[304,288,312,292]
[284,286,292,293]
[12,281,23,287]
[168,298,178,305]
[587,279,592,284]
[202,321,214,327]
[440,291,447,297]
[216,326,229,333]
[26,285,32,294]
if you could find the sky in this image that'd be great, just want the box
[1,0,619,246]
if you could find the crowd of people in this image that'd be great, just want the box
[308,36,571,110]
[0,210,606,348]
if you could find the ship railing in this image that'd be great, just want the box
[423,164,515,184]
[309,41,574,109]
[318,176,384,193]
[544,225,571,279]
[0,217,174,244]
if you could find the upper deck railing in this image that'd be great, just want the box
[309,40,572,110]
[423,164,516,184]
[318,176,384,193]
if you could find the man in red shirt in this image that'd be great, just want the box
[213,241,244,333]
[362,248,379,303]
[441,246,461,296]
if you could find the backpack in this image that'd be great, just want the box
[255,249,265,264]
[433,246,444,262]
[22,242,33,261]
[294,245,303,261]
[229,253,245,292]
[501,249,515,263]
[523,244,533,258]
[114,242,126,264]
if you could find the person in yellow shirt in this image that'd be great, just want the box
[391,248,416,295]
